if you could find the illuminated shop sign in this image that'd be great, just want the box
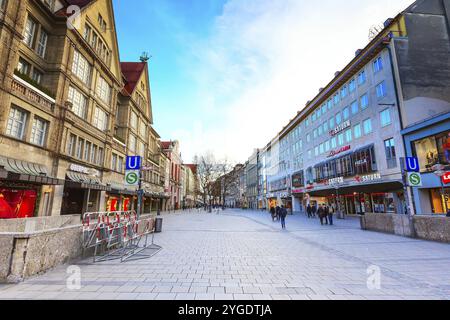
[330,120,351,137]
[69,164,100,177]
[442,172,450,185]
[326,177,344,185]
[356,173,382,183]
[328,145,351,158]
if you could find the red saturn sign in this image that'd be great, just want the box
[328,145,351,158]
[442,172,450,185]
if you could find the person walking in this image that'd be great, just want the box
[312,203,317,218]
[280,205,288,229]
[318,204,328,225]
[307,204,312,218]
[276,205,281,221]
[328,204,334,225]
[270,206,276,222]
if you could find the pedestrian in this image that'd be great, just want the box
[276,205,281,221]
[280,205,288,229]
[447,209,450,218]
[327,205,334,226]
[270,207,276,222]
[307,204,312,218]
[318,204,328,225]
[312,203,317,218]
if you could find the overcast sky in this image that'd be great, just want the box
[115,0,414,164]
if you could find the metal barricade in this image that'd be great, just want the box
[82,211,162,263]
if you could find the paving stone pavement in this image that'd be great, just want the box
[1,209,449,300]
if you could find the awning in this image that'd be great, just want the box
[0,156,63,185]
[66,172,110,191]
[105,181,137,195]
[307,180,404,197]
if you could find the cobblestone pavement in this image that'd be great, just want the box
[1,209,449,300]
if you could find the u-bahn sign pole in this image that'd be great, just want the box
[126,156,142,219]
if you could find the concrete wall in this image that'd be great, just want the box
[361,213,450,243]
[0,215,81,233]
[0,214,157,283]
[0,225,83,283]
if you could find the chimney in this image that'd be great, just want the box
[334,71,340,77]
[355,49,362,57]
[319,88,324,92]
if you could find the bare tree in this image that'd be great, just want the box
[193,152,222,212]
[193,153,235,212]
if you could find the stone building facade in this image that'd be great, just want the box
[0,0,169,219]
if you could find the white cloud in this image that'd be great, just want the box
[177,0,413,163]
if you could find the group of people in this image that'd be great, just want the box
[306,203,335,226]
[270,206,288,229]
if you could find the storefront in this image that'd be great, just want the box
[403,114,450,215]
[0,156,63,219]
[62,164,110,215]
[302,144,405,215]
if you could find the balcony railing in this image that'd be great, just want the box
[11,75,55,112]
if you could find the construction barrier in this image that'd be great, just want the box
[82,211,162,263]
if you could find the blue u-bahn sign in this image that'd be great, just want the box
[405,157,420,173]
[126,156,142,170]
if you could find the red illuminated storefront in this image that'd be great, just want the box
[0,188,38,219]
[0,156,64,219]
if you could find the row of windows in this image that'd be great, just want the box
[17,58,43,84]
[67,86,109,131]
[6,106,48,147]
[23,15,48,59]
[306,56,384,127]
[310,145,378,183]
[67,133,104,166]
[83,23,111,66]
[308,108,392,158]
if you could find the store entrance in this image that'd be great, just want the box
[61,188,84,215]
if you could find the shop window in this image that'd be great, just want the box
[413,130,450,172]
[0,189,37,219]
[353,145,377,174]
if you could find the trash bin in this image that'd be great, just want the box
[155,217,163,233]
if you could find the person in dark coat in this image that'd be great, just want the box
[280,205,288,229]
[306,204,312,218]
[270,207,276,222]
[312,203,317,218]
[276,206,281,221]
[318,204,328,225]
